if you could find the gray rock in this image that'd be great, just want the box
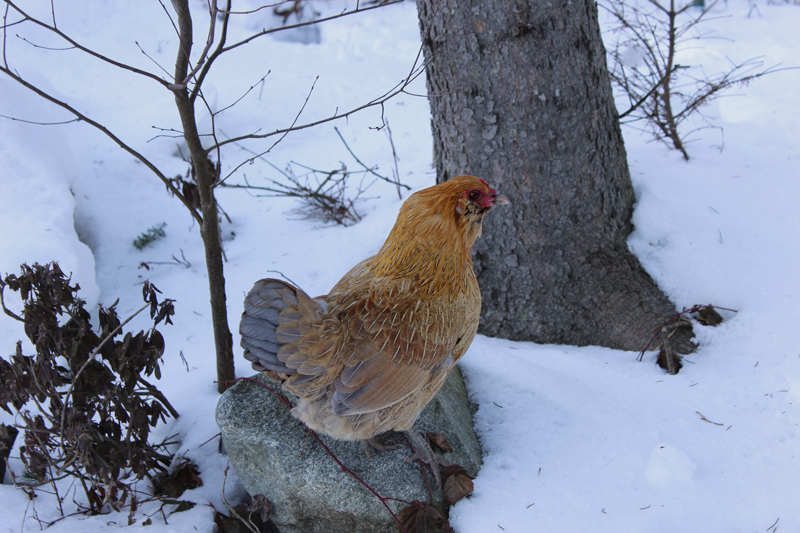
[215,366,482,533]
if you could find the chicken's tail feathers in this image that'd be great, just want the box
[240,278,323,375]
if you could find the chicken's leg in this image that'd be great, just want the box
[404,428,451,488]
[361,432,403,458]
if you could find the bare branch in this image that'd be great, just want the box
[191,0,232,103]
[3,2,14,68]
[263,75,318,155]
[213,71,271,118]
[171,0,193,87]
[0,113,80,126]
[219,2,290,16]
[4,0,170,88]
[194,89,224,180]
[213,75,320,182]
[383,120,403,198]
[156,0,181,47]
[0,67,203,224]
[147,126,188,142]
[334,126,410,190]
[0,283,24,322]
[618,64,684,119]
[180,0,219,86]
[158,0,219,87]
[209,56,429,153]
[14,35,73,51]
[602,0,782,160]
[220,0,403,55]
[135,40,174,80]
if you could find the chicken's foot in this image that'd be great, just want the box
[362,432,404,458]
[403,429,451,488]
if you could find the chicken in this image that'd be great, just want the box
[240,175,508,481]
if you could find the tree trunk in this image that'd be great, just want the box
[173,0,236,391]
[416,0,694,353]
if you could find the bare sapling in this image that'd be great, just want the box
[1,0,428,392]
[602,0,784,159]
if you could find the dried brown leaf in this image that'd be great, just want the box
[397,501,453,533]
[427,432,453,453]
[441,465,474,504]
[696,306,723,326]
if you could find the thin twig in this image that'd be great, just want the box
[213,72,271,118]
[0,68,202,224]
[219,0,403,54]
[191,0,232,103]
[0,113,81,126]
[179,0,219,86]
[696,411,724,426]
[637,304,737,361]
[214,76,319,183]
[334,126,410,190]
[0,284,24,322]
[137,377,180,419]
[209,49,431,152]
[4,1,170,88]
[383,120,403,199]
[618,64,684,119]
[221,464,260,533]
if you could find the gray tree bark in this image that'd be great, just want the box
[416,0,694,352]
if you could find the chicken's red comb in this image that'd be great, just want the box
[478,178,497,195]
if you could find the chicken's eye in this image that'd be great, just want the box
[468,190,481,201]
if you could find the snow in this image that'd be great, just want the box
[0,77,99,356]
[1,1,798,532]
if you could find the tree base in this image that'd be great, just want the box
[475,244,696,355]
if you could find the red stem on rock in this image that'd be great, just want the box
[228,377,410,533]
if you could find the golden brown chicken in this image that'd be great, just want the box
[240,175,507,480]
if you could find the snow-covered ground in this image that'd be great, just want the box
[1,1,798,531]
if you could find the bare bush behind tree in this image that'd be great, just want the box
[218,125,408,226]
[602,0,784,159]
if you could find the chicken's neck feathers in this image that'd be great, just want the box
[370,196,480,298]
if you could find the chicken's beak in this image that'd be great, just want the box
[493,194,510,207]
[480,193,509,214]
